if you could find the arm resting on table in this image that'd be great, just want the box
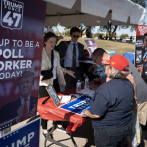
[81,110,100,119]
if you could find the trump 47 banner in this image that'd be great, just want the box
[135,25,147,84]
[0,0,46,130]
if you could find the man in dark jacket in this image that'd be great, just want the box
[55,27,88,90]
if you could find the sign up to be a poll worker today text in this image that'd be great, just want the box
[0,0,46,130]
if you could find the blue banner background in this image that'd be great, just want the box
[0,118,40,147]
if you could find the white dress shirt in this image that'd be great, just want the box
[64,40,80,67]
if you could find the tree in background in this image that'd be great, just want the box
[94,33,104,38]
[120,34,129,39]
[64,23,94,38]
[98,0,147,40]
[64,23,87,37]
[63,29,70,36]
[99,21,118,40]
[79,22,87,36]
[86,26,92,38]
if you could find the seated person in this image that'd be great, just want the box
[82,50,97,81]
[93,64,106,79]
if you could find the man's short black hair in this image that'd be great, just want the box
[92,48,106,56]
[70,27,80,35]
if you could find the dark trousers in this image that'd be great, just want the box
[65,67,82,90]
[94,121,132,147]
[40,78,60,130]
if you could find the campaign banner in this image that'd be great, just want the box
[135,25,147,84]
[59,95,92,115]
[0,0,46,130]
[0,118,40,147]
[84,39,98,55]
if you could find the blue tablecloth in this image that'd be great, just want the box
[123,52,135,64]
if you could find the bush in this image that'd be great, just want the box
[120,34,129,39]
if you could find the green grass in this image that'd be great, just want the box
[58,37,135,55]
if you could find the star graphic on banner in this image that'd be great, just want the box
[3,137,5,140]
[7,136,9,138]
[13,132,15,135]
[10,134,12,136]
[17,131,18,133]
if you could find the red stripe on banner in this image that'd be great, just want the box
[136,25,147,36]
[136,66,142,71]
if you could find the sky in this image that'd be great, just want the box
[53,7,147,37]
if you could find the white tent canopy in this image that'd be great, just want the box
[43,0,146,26]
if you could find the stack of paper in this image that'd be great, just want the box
[58,95,71,103]
[79,88,95,97]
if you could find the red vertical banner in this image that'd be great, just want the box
[135,25,147,84]
[0,0,46,130]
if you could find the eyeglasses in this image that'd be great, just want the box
[73,35,80,38]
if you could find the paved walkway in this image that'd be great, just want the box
[2,117,147,147]
[10,117,95,147]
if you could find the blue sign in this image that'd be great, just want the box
[59,95,92,115]
[0,118,40,147]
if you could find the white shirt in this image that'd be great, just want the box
[53,58,57,80]
[64,40,80,67]
[20,95,30,114]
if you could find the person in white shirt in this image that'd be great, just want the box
[39,32,75,138]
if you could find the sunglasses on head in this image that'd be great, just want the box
[73,35,79,38]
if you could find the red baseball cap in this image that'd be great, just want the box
[102,55,129,71]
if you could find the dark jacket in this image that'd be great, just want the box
[0,96,37,123]
[55,41,88,68]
